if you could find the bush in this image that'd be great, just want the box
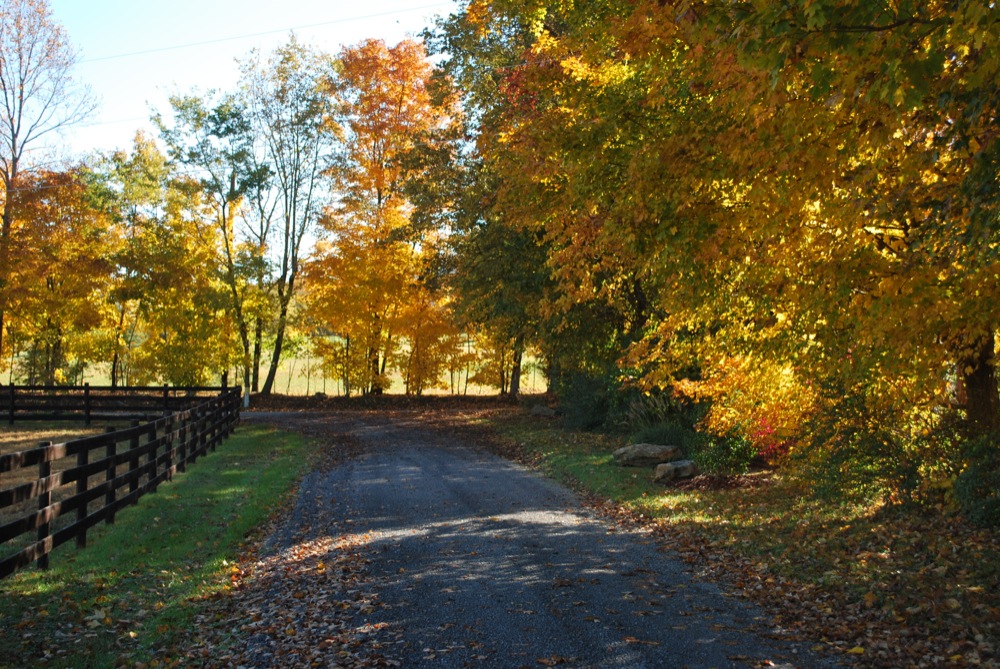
[792,388,966,506]
[632,419,700,452]
[557,372,613,430]
[955,432,1000,527]
[557,371,642,431]
[689,432,758,476]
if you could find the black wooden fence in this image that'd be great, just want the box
[5,383,230,425]
[0,386,242,579]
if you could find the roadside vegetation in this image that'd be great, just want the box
[488,406,1000,669]
[0,423,309,669]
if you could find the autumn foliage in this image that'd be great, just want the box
[1,1,999,518]
[421,0,1000,515]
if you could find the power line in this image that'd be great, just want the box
[80,3,454,64]
[79,117,149,128]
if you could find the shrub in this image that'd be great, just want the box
[557,371,614,430]
[955,432,1000,527]
[793,387,965,506]
[689,431,758,476]
[632,419,700,451]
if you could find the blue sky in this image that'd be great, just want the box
[48,0,457,157]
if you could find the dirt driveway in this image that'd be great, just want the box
[230,409,838,669]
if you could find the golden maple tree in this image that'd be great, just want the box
[304,39,458,395]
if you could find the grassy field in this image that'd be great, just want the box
[489,412,1000,668]
[1,421,140,558]
[0,423,310,669]
[72,354,549,398]
[0,422,120,452]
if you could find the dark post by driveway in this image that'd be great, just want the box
[236,410,838,669]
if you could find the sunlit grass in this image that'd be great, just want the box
[0,424,310,669]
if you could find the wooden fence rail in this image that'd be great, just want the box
[5,383,229,425]
[0,386,242,579]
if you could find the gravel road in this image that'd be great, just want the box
[238,410,838,669]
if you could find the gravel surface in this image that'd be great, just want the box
[238,410,839,669]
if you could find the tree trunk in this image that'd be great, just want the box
[499,347,508,395]
[0,191,14,364]
[369,347,382,395]
[260,298,290,395]
[252,316,263,393]
[344,335,351,397]
[110,307,128,388]
[961,332,1000,435]
[508,334,525,398]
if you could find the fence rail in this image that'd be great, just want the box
[0,386,242,579]
[5,383,229,425]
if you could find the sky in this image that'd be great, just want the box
[47,0,458,158]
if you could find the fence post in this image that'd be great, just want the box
[229,390,238,434]
[192,405,204,461]
[76,446,89,549]
[204,398,220,453]
[84,383,92,426]
[164,414,174,482]
[105,428,117,524]
[37,442,52,571]
[162,384,170,415]
[177,412,187,473]
[198,404,208,457]
[148,421,160,494]
[8,384,14,425]
[129,420,140,498]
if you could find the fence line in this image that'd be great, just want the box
[0,386,242,579]
[5,383,229,425]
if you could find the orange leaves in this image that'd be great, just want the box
[334,38,446,208]
[306,38,459,396]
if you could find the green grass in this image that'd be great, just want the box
[0,424,310,669]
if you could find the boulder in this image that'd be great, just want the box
[612,443,683,467]
[653,459,697,483]
[530,404,557,418]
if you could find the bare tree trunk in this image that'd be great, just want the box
[344,335,351,397]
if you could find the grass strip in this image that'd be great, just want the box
[0,423,309,669]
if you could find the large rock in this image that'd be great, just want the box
[530,404,557,418]
[653,459,697,483]
[612,443,683,467]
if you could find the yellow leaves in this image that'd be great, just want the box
[559,56,633,89]
[464,0,493,36]
[846,646,865,655]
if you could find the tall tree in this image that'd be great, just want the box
[155,92,271,396]
[306,39,454,394]
[87,133,172,387]
[435,0,1000,466]
[240,36,336,396]
[5,169,112,384]
[0,0,95,366]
